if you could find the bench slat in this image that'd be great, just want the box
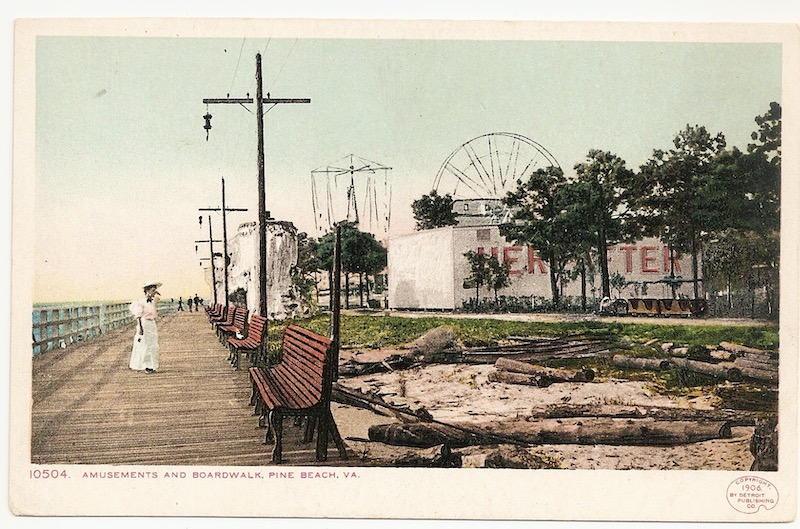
[269,366,319,408]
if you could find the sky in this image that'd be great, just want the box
[28,27,783,303]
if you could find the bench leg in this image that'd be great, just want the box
[303,415,316,443]
[262,410,274,442]
[315,410,329,462]
[270,412,284,464]
[327,411,348,460]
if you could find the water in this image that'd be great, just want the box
[32,300,180,355]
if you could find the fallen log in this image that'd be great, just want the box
[733,356,779,370]
[495,357,595,381]
[488,369,592,388]
[369,417,732,448]
[530,403,757,426]
[670,357,743,382]
[612,355,673,371]
[710,349,736,362]
[331,386,394,417]
[737,365,779,384]
[388,444,462,468]
[739,351,779,364]
[464,344,610,364]
[719,341,774,356]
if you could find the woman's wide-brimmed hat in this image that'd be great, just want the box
[143,281,163,290]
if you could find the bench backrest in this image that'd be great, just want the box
[246,315,268,341]
[233,307,249,328]
[218,305,235,325]
[281,325,332,403]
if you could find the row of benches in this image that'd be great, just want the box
[206,303,267,369]
[205,304,347,463]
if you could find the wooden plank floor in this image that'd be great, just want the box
[31,310,357,466]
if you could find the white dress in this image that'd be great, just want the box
[129,298,159,371]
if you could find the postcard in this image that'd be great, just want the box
[9,17,799,522]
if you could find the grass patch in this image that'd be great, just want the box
[262,313,777,355]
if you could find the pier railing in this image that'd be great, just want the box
[32,300,179,355]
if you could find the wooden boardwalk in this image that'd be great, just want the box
[31,310,357,466]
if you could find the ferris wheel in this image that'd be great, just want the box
[433,132,561,200]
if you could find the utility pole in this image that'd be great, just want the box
[203,52,310,318]
[196,215,222,305]
[200,177,248,305]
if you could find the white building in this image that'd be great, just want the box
[387,225,698,310]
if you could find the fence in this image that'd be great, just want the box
[32,300,179,355]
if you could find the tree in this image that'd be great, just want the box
[749,101,781,162]
[317,221,387,309]
[412,190,459,230]
[573,150,636,298]
[290,232,320,309]
[487,255,512,304]
[501,166,570,304]
[635,125,727,298]
[463,250,492,306]
[702,103,781,318]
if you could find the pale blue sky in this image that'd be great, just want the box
[33,36,781,302]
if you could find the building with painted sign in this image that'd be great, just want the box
[387,224,697,310]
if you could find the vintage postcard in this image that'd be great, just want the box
[9,17,799,522]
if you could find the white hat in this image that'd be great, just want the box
[144,281,163,289]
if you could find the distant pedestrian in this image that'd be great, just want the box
[187,297,193,311]
[177,297,184,311]
[129,281,161,373]
[193,294,200,311]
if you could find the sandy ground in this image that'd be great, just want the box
[332,359,755,470]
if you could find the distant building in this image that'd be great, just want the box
[387,224,698,310]
[451,198,508,227]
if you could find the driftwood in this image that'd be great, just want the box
[737,365,779,384]
[338,353,419,377]
[733,356,779,371]
[462,334,615,364]
[495,357,595,381]
[387,444,462,468]
[719,342,773,356]
[709,349,736,361]
[670,357,744,382]
[612,355,673,371]
[464,343,610,364]
[369,417,732,448]
[530,403,757,426]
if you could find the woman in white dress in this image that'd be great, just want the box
[129,282,161,373]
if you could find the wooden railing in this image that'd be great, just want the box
[32,300,179,355]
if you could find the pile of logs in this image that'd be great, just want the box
[612,341,778,384]
[463,333,614,364]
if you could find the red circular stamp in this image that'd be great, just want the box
[727,476,779,513]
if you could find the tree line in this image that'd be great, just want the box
[413,103,781,318]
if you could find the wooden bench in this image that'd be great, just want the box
[212,305,236,334]
[248,325,347,464]
[217,307,249,344]
[208,304,228,326]
[228,314,267,369]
